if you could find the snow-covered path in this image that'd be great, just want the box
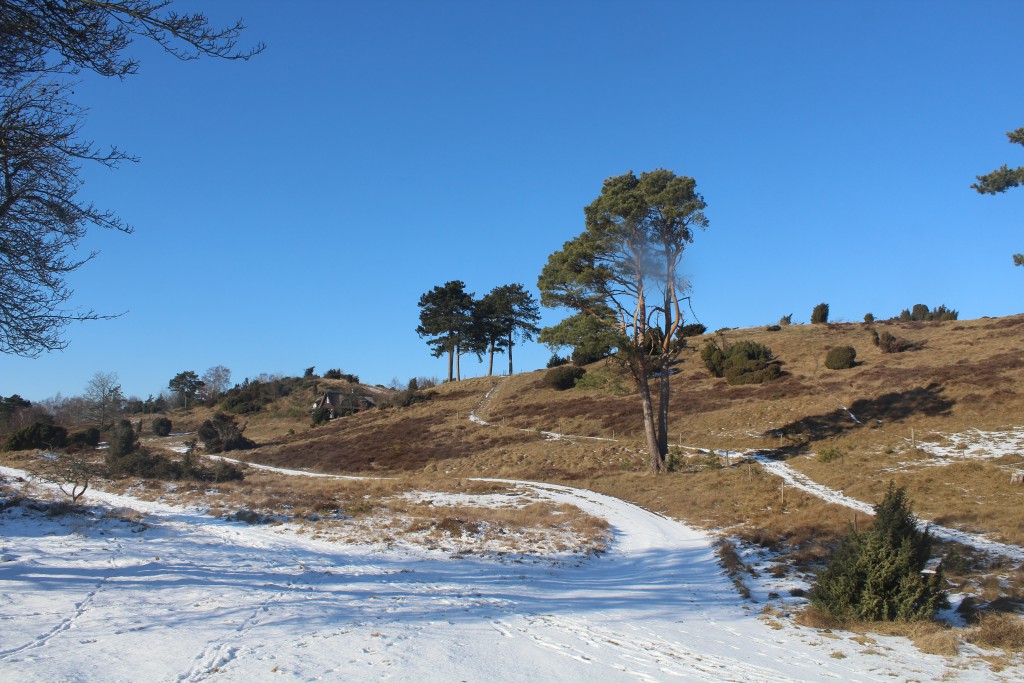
[2,464,1004,682]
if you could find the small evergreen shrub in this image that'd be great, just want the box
[811,303,830,324]
[676,323,707,338]
[3,422,68,451]
[107,420,139,458]
[877,331,919,354]
[541,365,586,391]
[546,353,569,368]
[779,314,793,326]
[198,413,255,453]
[810,483,947,622]
[702,340,780,385]
[864,313,875,323]
[67,427,101,450]
[765,324,782,332]
[825,346,857,370]
[151,417,172,437]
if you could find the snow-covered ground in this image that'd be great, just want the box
[2,464,1018,682]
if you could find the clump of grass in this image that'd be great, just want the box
[817,447,843,463]
[967,613,1024,652]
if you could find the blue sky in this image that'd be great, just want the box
[3,0,1022,402]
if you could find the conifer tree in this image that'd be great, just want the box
[811,484,947,621]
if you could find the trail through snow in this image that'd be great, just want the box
[2,460,1011,681]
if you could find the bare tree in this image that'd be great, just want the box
[201,365,231,402]
[31,452,97,504]
[84,371,124,426]
[0,1,262,356]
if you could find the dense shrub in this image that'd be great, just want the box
[378,389,437,410]
[323,369,360,383]
[896,304,958,322]
[546,353,569,368]
[811,303,829,324]
[542,365,586,391]
[676,323,707,339]
[151,417,172,437]
[701,341,780,385]
[877,331,919,353]
[3,422,68,451]
[571,346,607,366]
[198,413,256,453]
[765,324,781,332]
[825,346,857,370]
[218,377,301,414]
[67,427,101,449]
[811,484,947,621]
[864,313,875,323]
[107,420,139,458]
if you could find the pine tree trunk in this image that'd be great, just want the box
[507,331,514,375]
[456,343,461,381]
[627,354,663,473]
[487,341,495,376]
[447,348,454,383]
[656,352,670,458]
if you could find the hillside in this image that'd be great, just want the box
[240,314,1024,575]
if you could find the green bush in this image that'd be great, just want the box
[151,417,172,437]
[811,302,829,324]
[676,323,707,339]
[546,353,569,368]
[541,365,586,391]
[825,346,857,370]
[3,422,67,451]
[67,427,101,449]
[765,324,782,332]
[877,331,919,353]
[864,313,875,323]
[198,413,256,453]
[702,340,780,385]
[107,420,138,458]
[810,484,947,621]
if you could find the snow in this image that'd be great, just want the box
[3,464,1018,682]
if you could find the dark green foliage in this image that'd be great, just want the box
[416,280,475,382]
[765,325,782,332]
[877,331,920,353]
[539,312,618,366]
[825,346,857,370]
[779,314,793,326]
[546,353,569,368]
[811,484,947,622]
[67,427,101,449]
[676,323,707,339]
[218,376,301,414]
[811,303,829,324]
[151,417,172,436]
[322,369,358,382]
[310,404,331,425]
[303,366,316,378]
[3,421,67,451]
[899,304,958,322]
[168,370,204,408]
[864,313,875,323]
[701,340,780,385]
[198,413,255,453]
[107,419,139,458]
[0,394,31,429]
[541,365,586,391]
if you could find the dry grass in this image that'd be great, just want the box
[967,613,1024,653]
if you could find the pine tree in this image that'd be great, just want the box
[811,483,947,621]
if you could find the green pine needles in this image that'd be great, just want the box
[811,483,948,622]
